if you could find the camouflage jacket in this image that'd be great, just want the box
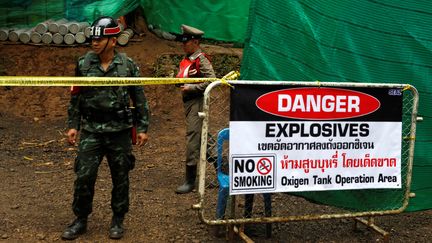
[67,51,149,133]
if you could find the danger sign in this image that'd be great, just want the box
[230,84,402,194]
[255,87,381,120]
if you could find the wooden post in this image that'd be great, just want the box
[52,32,63,44]
[35,19,53,34]
[69,22,89,34]
[0,28,9,41]
[64,33,75,45]
[9,29,26,42]
[30,31,42,43]
[75,32,86,44]
[19,30,32,44]
[84,26,92,38]
[118,28,134,46]
[59,22,73,36]
[48,19,67,33]
[41,32,53,44]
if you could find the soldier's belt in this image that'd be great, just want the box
[83,109,130,122]
[0,76,218,86]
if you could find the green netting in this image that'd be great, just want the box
[140,0,251,43]
[0,0,139,27]
[0,0,250,43]
[241,0,432,212]
[66,0,140,22]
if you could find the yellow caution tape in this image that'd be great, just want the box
[220,78,234,89]
[222,71,240,80]
[402,84,412,92]
[219,71,239,89]
[0,76,219,86]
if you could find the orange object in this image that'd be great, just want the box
[131,126,137,145]
[70,86,80,95]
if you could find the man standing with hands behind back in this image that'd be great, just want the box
[175,24,216,194]
[62,16,149,240]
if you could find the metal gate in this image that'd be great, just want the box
[194,79,419,242]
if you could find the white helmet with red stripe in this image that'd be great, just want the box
[90,16,121,39]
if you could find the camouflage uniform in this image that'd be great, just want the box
[67,51,149,218]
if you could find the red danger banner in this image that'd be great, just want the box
[229,85,402,195]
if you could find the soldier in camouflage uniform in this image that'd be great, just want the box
[175,25,216,194]
[61,16,149,240]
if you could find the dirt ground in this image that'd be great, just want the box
[0,29,432,243]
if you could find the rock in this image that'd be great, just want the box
[36,233,45,240]
[11,204,20,209]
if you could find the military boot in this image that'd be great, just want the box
[109,214,125,239]
[175,165,196,194]
[61,217,87,240]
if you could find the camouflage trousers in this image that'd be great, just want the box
[72,129,135,218]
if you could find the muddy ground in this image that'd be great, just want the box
[0,29,431,243]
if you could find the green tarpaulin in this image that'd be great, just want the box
[0,0,250,43]
[241,0,432,212]
[140,0,250,43]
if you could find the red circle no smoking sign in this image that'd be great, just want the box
[256,158,272,175]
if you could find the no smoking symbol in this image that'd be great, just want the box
[257,158,272,175]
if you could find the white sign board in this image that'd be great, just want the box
[229,85,402,195]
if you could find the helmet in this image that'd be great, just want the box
[89,16,121,39]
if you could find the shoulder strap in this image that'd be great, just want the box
[80,51,96,76]
[118,53,132,105]
[195,52,211,77]
[117,53,129,77]
[202,52,211,62]
[195,54,202,75]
